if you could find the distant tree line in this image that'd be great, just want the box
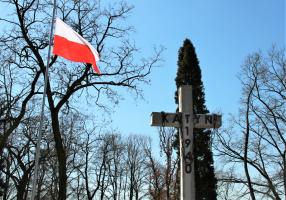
[0,110,178,199]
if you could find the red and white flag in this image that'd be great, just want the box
[53,18,100,74]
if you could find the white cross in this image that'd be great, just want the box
[150,85,222,200]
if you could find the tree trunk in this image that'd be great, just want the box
[283,150,286,200]
[244,84,256,200]
[51,110,67,200]
[16,166,33,200]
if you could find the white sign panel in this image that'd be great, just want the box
[151,112,222,128]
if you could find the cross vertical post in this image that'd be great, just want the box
[179,85,195,200]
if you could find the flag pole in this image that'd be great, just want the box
[31,0,57,199]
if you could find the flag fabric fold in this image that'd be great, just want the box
[53,18,100,74]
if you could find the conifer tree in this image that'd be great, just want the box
[174,39,217,199]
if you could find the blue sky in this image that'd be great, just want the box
[0,0,284,145]
[111,0,285,143]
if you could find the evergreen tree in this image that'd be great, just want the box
[174,39,217,199]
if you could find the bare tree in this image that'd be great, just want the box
[0,0,162,199]
[125,135,149,200]
[158,127,178,200]
[215,47,286,199]
[144,138,165,200]
[71,131,153,200]
[0,114,51,200]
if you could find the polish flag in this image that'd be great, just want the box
[53,18,100,74]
